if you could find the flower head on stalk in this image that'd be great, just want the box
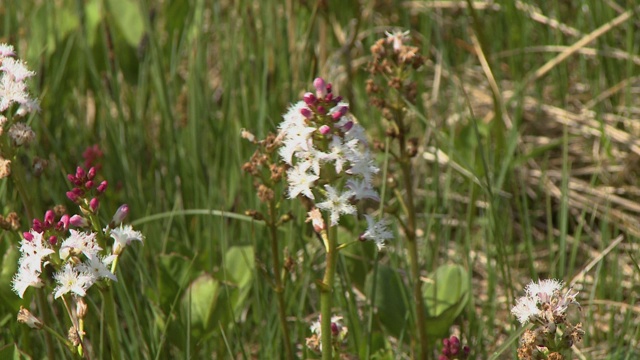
[12,160,143,301]
[277,77,393,248]
[511,279,584,359]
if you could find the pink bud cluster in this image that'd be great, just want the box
[66,166,107,212]
[82,144,104,170]
[26,210,70,245]
[439,336,470,360]
[302,78,347,123]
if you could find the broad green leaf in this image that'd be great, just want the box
[422,264,469,337]
[365,264,410,338]
[182,273,220,330]
[106,0,145,46]
[223,246,254,288]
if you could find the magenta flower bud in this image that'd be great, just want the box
[89,198,99,212]
[300,107,312,119]
[75,166,86,180]
[463,346,470,355]
[343,121,354,131]
[334,96,343,103]
[332,106,348,121]
[111,204,129,225]
[44,210,55,225]
[23,232,34,241]
[303,92,316,106]
[32,219,43,233]
[67,191,80,203]
[438,356,448,360]
[67,174,77,183]
[449,336,460,347]
[443,338,450,347]
[319,125,331,135]
[97,180,108,193]
[331,322,340,336]
[85,180,94,189]
[70,214,89,228]
[326,83,332,93]
[442,347,450,356]
[87,166,96,180]
[313,77,327,98]
[58,214,70,231]
[48,235,57,246]
[316,106,326,115]
[325,93,333,102]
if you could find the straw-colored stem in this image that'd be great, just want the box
[320,226,337,360]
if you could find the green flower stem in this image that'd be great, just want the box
[320,226,337,360]
[267,200,293,360]
[395,107,428,359]
[102,285,122,360]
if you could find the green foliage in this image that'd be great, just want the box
[1,0,638,358]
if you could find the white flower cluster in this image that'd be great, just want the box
[511,278,580,325]
[12,225,143,299]
[278,78,392,249]
[0,43,39,118]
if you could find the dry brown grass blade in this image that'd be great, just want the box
[468,28,512,129]
[514,1,581,37]
[527,6,638,85]
[569,235,624,287]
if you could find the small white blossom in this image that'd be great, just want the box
[346,178,380,201]
[361,215,393,250]
[110,224,144,255]
[59,230,102,259]
[511,295,540,325]
[18,231,54,273]
[316,185,356,226]
[53,263,93,298]
[12,264,44,298]
[77,254,118,285]
[286,163,319,199]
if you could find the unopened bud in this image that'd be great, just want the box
[87,167,96,179]
[300,107,312,119]
[319,125,331,135]
[17,307,43,329]
[23,232,34,241]
[97,180,108,193]
[313,78,327,98]
[48,236,57,246]
[89,198,99,212]
[44,210,55,225]
[66,191,80,203]
[58,214,70,231]
[331,106,348,121]
[75,167,85,180]
[303,92,317,106]
[85,180,94,189]
[70,215,89,228]
[76,298,88,319]
[111,204,129,226]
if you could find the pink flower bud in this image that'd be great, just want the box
[67,174,77,183]
[319,125,331,135]
[75,167,86,180]
[331,322,340,336]
[303,92,316,106]
[326,83,332,94]
[48,236,57,246]
[70,214,89,227]
[89,198,99,212]
[23,232,34,241]
[343,121,354,131]
[325,93,333,102]
[300,107,312,119]
[97,180,108,193]
[32,219,43,233]
[334,96,343,103]
[111,204,129,226]
[44,210,55,225]
[67,191,80,203]
[58,214,70,231]
[316,106,326,115]
[313,78,327,98]
[87,167,96,180]
[85,180,94,189]
[331,106,348,121]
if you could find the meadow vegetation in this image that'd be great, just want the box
[0,1,639,359]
